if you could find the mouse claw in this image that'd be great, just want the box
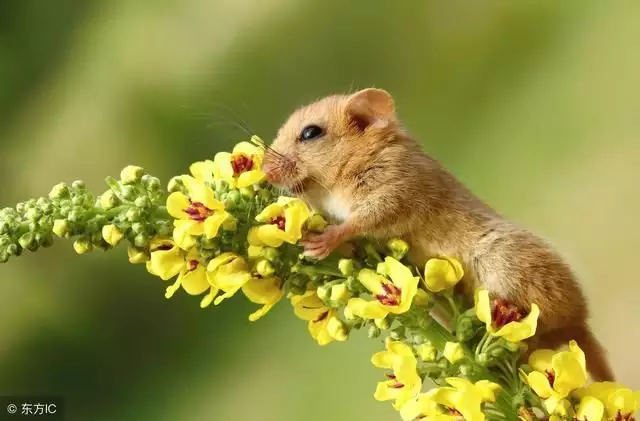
[301,225,344,260]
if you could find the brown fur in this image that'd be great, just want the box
[263,88,615,381]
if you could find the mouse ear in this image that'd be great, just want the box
[344,88,395,131]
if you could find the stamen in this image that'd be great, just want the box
[184,201,213,222]
[491,298,525,328]
[375,282,402,306]
[545,369,556,387]
[231,154,254,176]
[188,260,199,271]
[270,215,286,231]
[314,311,329,323]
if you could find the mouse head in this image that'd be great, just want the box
[263,88,398,192]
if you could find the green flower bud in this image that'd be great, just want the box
[126,208,141,222]
[6,244,19,256]
[345,276,358,291]
[131,222,145,234]
[134,233,149,248]
[376,261,389,276]
[387,238,409,260]
[306,214,328,233]
[0,221,9,235]
[102,224,125,246]
[134,196,150,208]
[255,259,275,277]
[121,186,137,201]
[222,215,237,231]
[227,190,241,204]
[71,180,86,191]
[389,330,402,340]
[367,325,381,339]
[38,233,54,248]
[504,341,522,353]
[40,202,54,215]
[25,208,42,221]
[16,202,25,214]
[316,285,331,301]
[120,165,144,185]
[49,183,70,199]
[0,236,10,247]
[18,233,35,250]
[143,176,161,191]
[71,196,85,207]
[127,245,149,264]
[68,210,83,223]
[490,346,506,358]
[476,353,489,366]
[73,239,92,255]
[262,247,278,262]
[338,259,355,276]
[155,221,172,237]
[239,187,255,198]
[99,190,119,209]
[167,176,185,193]
[289,283,306,296]
[459,364,473,376]
[0,251,8,263]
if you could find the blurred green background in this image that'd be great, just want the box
[1,1,639,420]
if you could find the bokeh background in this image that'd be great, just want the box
[1,1,639,420]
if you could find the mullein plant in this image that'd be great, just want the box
[0,136,637,421]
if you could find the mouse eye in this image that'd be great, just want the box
[299,125,324,142]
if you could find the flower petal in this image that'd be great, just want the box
[443,342,465,364]
[203,211,230,238]
[255,224,287,248]
[180,265,209,295]
[166,192,190,219]
[212,152,234,182]
[576,396,605,421]
[474,289,492,326]
[237,170,265,188]
[424,257,464,292]
[492,304,539,342]
[345,297,390,320]
[255,203,284,223]
[189,160,215,183]
[529,349,556,372]
[526,371,554,399]
[357,269,386,295]
[173,220,197,250]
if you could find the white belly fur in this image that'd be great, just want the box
[321,194,351,223]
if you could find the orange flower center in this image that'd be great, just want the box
[270,215,286,231]
[232,154,254,176]
[375,282,401,306]
[448,408,462,416]
[184,201,213,222]
[492,298,525,328]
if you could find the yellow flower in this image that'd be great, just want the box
[145,238,184,280]
[102,224,124,246]
[416,344,437,362]
[443,342,465,364]
[423,257,464,292]
[212,141,266,188]
[166,175,233,249]
[345,257,419,320]
[475,289,540,342]
[576,382,639,420]
[206,252,252,306]
[162,250,220,308]
[290,290,348,345]
[248,197,311,247]
[189,159,216,183]
[242,275,284,321]
[575,396,605,421]
[400,378,499,421]
[371,339,422,409]
[526,340,588,414]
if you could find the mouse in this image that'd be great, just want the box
[262,88,614,382]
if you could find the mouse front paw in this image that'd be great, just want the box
[300,225,345,260]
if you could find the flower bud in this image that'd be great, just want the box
[0,221,10,235]
[414,289,430,307]
[18,233,35,250]
[127,245,149,264]
[121,186,137,201]
[345,276,358,291]
[262,247,278,262]
[40,202,54,215]
[505,340,522,353]
[389,330,402,340]
[443,342,465,364]
[306,214,328,233]
[368,325,381,339]
[374,317,389,330]
[330,283,351,305]
[143,176,161,191]
[227,190,241,204]
[25,208,42,221]
[222,215,237,231]
[459,364,473,376]
[73,239,92,254]
[130,222,144,234]
[126,208,141,222]
[316,285,331,301]
[376,261,389,276]
[255,259,275,277]
[55,219,72,238]
[247,245,263,259]
[167,176,185,193]
[327,317,348,342]
[102,224,124,246]
[490,346,506,358]
[0,251,8,263]
[134,233,149,248]
[239,187,255,199]
[49,183,70,199]
[476,353,489,366]
[387,238,409,260]
[38,233,54,248]
[214,179,228,194]
[6,243,19,256]
[134,196,150,208]
[338,259,355,276]
[120,165,144,185]
[71,196,85,206]
[71,180,86,190]
[417,344,437,362]
[0,236,10,247]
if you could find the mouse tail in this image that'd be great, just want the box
[535,325,615,382]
